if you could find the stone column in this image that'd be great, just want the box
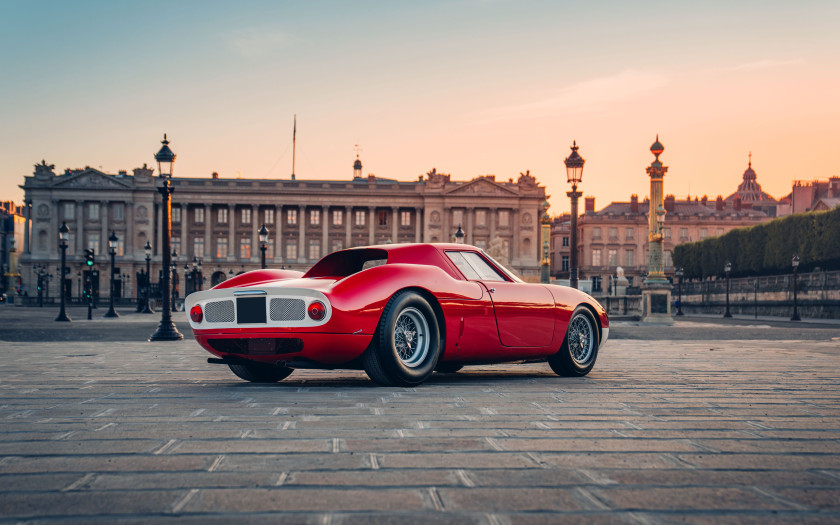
[321,206,329,257]
[23,200,31,254]
[489,207,496,241]
[203,205,211,260]
[511,209,520,262]
[227,205,235,261]
[76,200,85,254]
[100,201,109,256]
[251,205,259,262]
[465,207,474,245]
[391,207,399,243]
[125,203,134,258]
[345,206,352,248]
[298,205,306,263]
[415,207,422,242]
[368,206,375,244]
[275,205,283,263]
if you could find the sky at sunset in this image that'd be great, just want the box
[2,0,839,215]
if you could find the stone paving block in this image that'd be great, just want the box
[0,490,181,519]
[437,487,584,512]
[466,468,592,487]
[286,469,462,487]
[341,438,490,453]
[217,453,369,472]
[376,453,537,469]
[677,453,840,470]
[591,486,794,511]
[180,487,428,512]
[537,452,684,470]
[775,487,840,510]
[494,438,701,453]
[86,471,279,490]
[0,454,212,474]
[169,438,333,454]
[598,468,840,488]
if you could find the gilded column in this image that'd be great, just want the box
[645,136,669,283]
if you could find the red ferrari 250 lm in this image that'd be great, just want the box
[185,243,609,386]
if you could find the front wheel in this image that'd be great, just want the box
[228,362,294,383]
[363,291,441,386]
[548,306,599,377]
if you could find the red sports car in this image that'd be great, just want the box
[185,243,609,386]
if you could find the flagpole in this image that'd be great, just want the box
[291,115,296,181]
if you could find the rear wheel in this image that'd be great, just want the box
[363,291,441,386]
[548,306,599,377]
[228,362,293,383]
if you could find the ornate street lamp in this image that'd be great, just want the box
[259,224,269,269]
[104,231,120,318]
[141,241,154,313]
[564,141,585,289]
[150,134,183,340]
[55,222,71,322]
[540,200,551,284]
[791,254,801,321]
[723,260,732,318]
[675,267,684,316]
[454,225,465,244]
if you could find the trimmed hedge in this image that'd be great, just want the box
[673,206,840,278]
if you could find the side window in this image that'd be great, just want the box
[445,251,481,280]
[445,251,507,282]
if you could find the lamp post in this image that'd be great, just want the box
[149,134,183,341]
[259,224,269,269]
[675,267,684,316]
[723,261,732,318]
[540,199,551,284]
[55,222,71,322]
[197,258,203,291]
[791,254,801,321]
[171,249,179,312]
[454,225,465,244]
[564,141,585,289]
[104,231,120,318]
[141,241,153,313]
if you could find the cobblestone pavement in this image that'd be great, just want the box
[1,306,839,523]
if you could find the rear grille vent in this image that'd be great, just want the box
[270,298,306,321]
[205,300,235,323]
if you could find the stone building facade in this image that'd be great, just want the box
[18,159,547,300]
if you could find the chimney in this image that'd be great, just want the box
[734,196,742,211]
[715,196,724,211]
[585,197,595,212]
[664,194,675,212]
[212,172,219,179]
[630,194,639,213]
[831,176,840,198]
[701,195,708,207]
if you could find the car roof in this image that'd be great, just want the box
[304,243,473,280]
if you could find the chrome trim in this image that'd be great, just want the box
[234,290,267,296]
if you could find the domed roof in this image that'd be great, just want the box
[650,134,664,157]
[353,158,362,170]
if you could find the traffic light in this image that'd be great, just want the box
[85,249,95,267]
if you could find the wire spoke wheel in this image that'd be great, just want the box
[567,314,594,365]
[393,307,429,368]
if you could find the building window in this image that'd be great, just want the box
[355,210,365,226]
[63,202,75,220]
[679,228,688,239]
[264,208,274,224]
[561,255,569,272]
[65,233,75,256]
[114,203,125,221]
[242,208,251,225]
[194,237,205,258]
[333,209,343,226]
[700,228,708,239]
[716,228,724,236]
[562,236,569,247]
[475,209,486,226]
[286,241,297,261]
[216,237,228,259]
[287,209,297,226]
[195,208,204,223]
[308,239,320,260]
[664,228,671,239]
[172,237,181,257]
[498,210,509,227]
[452,209,463,227]
[609,227,618,239]
[218,208,228,224]
[378,210,388,226]
[608,249,617,267]
[310,209,320,226]
[625,227,634,240]
[87,233,100,254]
[240,237,251,259]
[592,249,602,267]
[265,238,274,259]
[625,249,635,267]
[400,210,411,227]
[664,251,673,267]
[89,203,99,221]
[592,227,602,239]
[331,239,343,252]
[115,239,125,257]
[170,206,179,223]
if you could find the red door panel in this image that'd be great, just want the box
[483,282,555,347]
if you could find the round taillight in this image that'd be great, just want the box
[190,304,203,323]
[307,300,326,321]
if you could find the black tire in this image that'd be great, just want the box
[362,291,441,386]
[228,362,294,383]
[548,306,600,377]
[435,363,464,374]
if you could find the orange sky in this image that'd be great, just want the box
[2,2,838,215]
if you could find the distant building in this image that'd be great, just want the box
[1,201,26,296]
[777,176,840,216]
[549,213,571,278]
[724,154,778,217]
[18,158,547,301]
